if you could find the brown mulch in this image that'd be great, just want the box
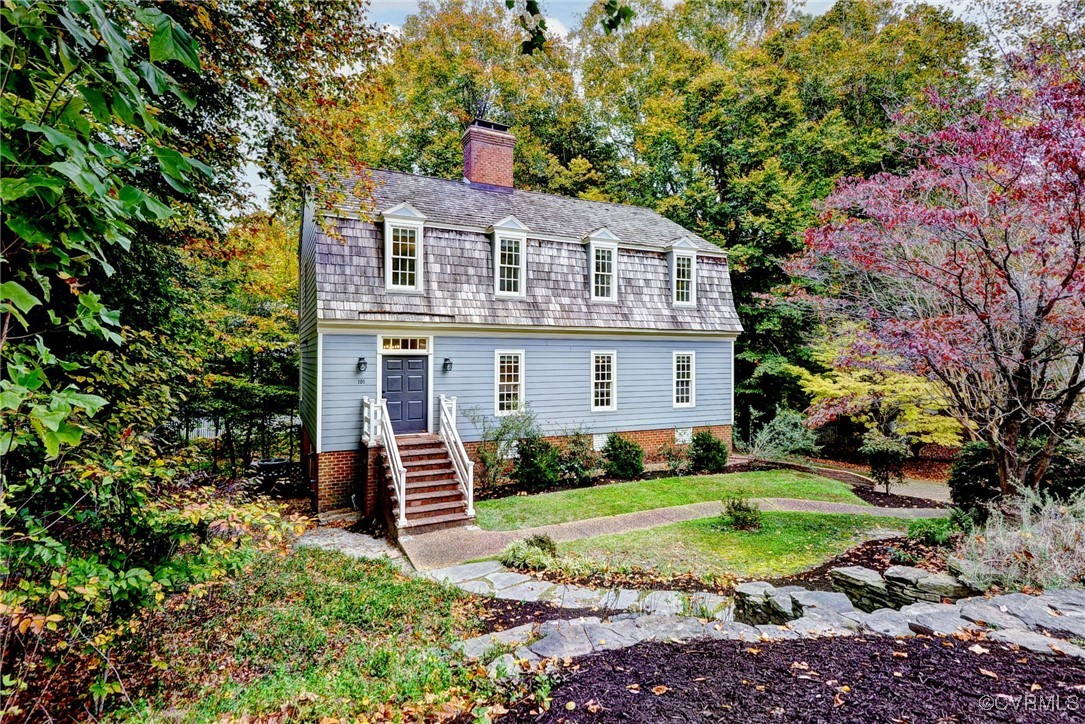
[498,635,1085,723]
[766,536,951,592]
[472,597,601,635]
[809,456,952,483]
[849,485,950,509]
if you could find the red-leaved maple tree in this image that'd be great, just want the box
[791,50,1085,495]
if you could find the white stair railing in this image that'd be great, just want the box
[438,395,475,517]
[377,397,408,526]
[361,396,379,445]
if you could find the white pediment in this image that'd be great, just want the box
[583,227,621,244]
[665,236,699,252]
[379,201,427,221]
[488,215,531,234]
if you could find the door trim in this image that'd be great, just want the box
[376,335,434,434]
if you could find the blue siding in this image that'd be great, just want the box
[320,334,379,451]
[319,332,733,451]
[436,336,732,442]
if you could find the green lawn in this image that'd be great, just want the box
[116,548,506,721]
[563,511,904,579]
[475,470,867,531]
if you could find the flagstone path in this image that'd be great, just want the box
[398,496,948,570]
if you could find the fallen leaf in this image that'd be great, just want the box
[626,683,641,692]
[565,701,576,711]
[892,651,908,659]
[791,662,810,670]
[834,693,845,707]
[746,647,762,655]
[1031,683,1042,692]
[839,685,851,693]
[692,676,707,682]
[979,668,998,679]
[651,685,670,696]
[968,644,990,655]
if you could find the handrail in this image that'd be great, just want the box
[378,398,407,526]
[438,395,475,517]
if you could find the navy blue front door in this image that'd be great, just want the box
[383,356,427,434]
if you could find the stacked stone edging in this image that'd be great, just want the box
[734,573,1085,659]
[830,564,978,611]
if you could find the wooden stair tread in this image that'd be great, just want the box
[398,511,474,532]
[402,489,464,502]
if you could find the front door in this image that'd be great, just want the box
[383,356,427,434]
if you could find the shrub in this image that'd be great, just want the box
[689,430,729,473]
[859,431,909,494]
[720,497,763,531]
[558,429,598,486]
[524,533,558,556]
[888,547,920,566]
[954,487,1085,591]
[659,442,690,476]
[747,408,820,463]
[512,431,561,491]
[907,517,957,547]
[948,438,1085,521]
[602,434,644,480]
[465,406,539,489]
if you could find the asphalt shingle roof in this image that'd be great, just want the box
[330,170,723,254]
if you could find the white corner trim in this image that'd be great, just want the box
[315,332,323,453]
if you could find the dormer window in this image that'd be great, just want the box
[667,238,698,307]
[585,228,620,303]
[382,202,426,293]
[489,216,530,298]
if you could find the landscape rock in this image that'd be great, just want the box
[791,590,857,616]
[788,616,853,638]
[910,611,980,637]
[637,590,684,616]
[988,629,1085,658]
[957,601,1027,631]
[756,624,801,640]
[860,609,914,637]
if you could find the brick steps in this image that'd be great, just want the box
[381,433,473,535]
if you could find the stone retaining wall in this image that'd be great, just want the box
[830,565,977,612]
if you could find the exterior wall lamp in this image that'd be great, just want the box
[443,357,453,372]
[357,357,368,373]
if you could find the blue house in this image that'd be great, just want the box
[300,120,742,532]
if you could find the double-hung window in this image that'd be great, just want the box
[591,351,617,411]
[591,244,617,301]
[496,237,524,296]
[495,350,525,416]
[673,351,695,408]
[674,255,694,305]
[382,203,426,292]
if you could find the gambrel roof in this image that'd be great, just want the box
[310,170,742,334]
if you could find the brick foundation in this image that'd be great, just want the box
[463,424,733,466]
[313,446,383,517]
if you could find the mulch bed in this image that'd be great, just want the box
[766,536,950,592]
[520,567,734,595]
[472,597,601,635]
[499,635,1085,723]
[809,455,952,484]
[849,484,950,509]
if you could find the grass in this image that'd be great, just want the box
[475,470,867,531]
[562,511,904,579]
[114,548,506,721]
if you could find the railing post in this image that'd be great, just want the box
[438,394,447,433]
[450,395,457,420]
[465,461,475,517]
[362,396,371,444]
[397,467,407,526]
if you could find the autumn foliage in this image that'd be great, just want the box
[792,49,1085,494]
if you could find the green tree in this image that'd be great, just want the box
[349,0,617,197]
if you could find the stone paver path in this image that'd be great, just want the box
[422,559,733,617]
[399,497,946,570]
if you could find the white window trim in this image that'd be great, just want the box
[589,241,619,303]
[673,350,696,409]
[494,349,526,417]
[671,252,697,307]
[494,234,527,298]
[382,203,426,294]
[590,350,618,412]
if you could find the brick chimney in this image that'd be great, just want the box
[462,119,515,189]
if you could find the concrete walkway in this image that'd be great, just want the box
[399,497,947,570]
